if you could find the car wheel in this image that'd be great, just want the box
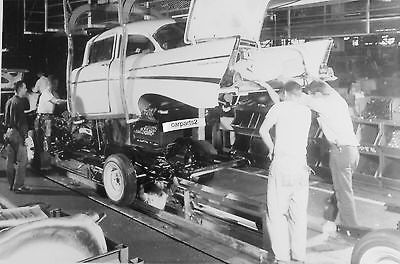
[211,122,223,151]
[103,154,137,206]
[351,229,400,264]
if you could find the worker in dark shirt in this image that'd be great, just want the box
[4,80,30,192]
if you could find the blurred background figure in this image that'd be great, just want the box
[48,75,67,115]
[25,86,40,131]
[33,75,66,171]
[24,85,40,164]
[33,71,49,94]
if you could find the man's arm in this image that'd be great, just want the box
[43,90,66,105]
[9,102,19,129]
[240,67,281,104]
[255,81,280,104]
[4,100,11,127]
[317,78,336,93]
[33,80,41,93]
[259,104,278,159]
[23,97,30,111]
[300,92,327,114]
[49,97,66,105]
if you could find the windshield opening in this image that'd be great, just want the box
[153,22,187,50]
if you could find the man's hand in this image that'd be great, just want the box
[252,79,265,87]
[56,98,67,104]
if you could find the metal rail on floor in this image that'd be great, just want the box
[179,178,269,249]
[44,166,273,263]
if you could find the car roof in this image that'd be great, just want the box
[96,18,176,38]
[126,19,176,35]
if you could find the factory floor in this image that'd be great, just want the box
[0,169,226,263]
[0,155,399,263]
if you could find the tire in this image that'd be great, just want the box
[192,140,217,160]
[351,229,400,264]
[211,122,223,152]
[102,154,137,206]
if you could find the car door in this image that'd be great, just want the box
[74,35,115,115]
[108,34,155,116]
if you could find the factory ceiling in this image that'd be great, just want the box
[5,0,400,39]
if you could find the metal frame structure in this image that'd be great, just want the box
[266,0,400,39]
[23,0,400,38]
[23,0,188,34]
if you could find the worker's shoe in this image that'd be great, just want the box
[13,185,31,193]
[272,259,291,264]
[292,259,306,263]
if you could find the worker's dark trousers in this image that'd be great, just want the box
[5,128,27,190]
[329,145,359,228]
[33,114,52,169]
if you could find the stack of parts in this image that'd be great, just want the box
[362,97,392,120]
[388,130,400,148]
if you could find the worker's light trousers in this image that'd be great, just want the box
[266,158,309,262]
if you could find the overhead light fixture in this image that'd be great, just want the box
[171,14,188,19]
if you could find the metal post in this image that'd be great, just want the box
[63,0,74,115]
[273,13,277,46]
[45,0,48,32]
[287,8,291,40]
[88,0,92,28]
[0,0,2,113]
[23,0,27,33]
[117,0,132,124]
[366,0,370,34]
[118,0,124,25]
[377,122,384,180]
[193,108,205,140]
[184,190,191,220]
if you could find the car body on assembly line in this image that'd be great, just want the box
[52,0,336,207]
[70,0,335,121]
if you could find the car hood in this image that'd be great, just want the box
[184,0,299,44]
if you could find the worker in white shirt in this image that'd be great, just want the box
[302,77,360,229]
[33,75,66,170]
[259,80,311,263]
[37,76,66,114]
[24,86,40,163]
[33,71,50,94]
